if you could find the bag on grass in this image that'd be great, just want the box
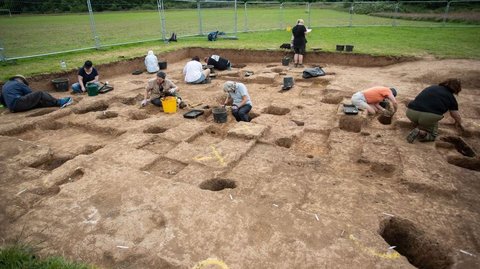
[208,31,219,41]
[302,67,325,79]
[168,33,177,42]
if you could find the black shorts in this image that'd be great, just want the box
[294,45,306,55]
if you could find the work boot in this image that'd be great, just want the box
[406,128,420,143]
[179,101,187,109]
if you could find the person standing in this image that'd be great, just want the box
[291,19,308,68]
[223,81,252,122]
[1,75,73,112]
[72,60,100,93]
[351,86,398,115]
[204,55,231,70]
[406,78,463,143]
[183,56,210,84]
[141,71,186,109]
[145,50,159,73]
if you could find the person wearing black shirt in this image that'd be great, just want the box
[72,60,100,93]
[204,55,231,70]
[406,78,463,143]
[291,19,308,67]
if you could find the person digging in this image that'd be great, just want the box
[141,71,186,109]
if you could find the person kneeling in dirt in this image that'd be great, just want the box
[0,75,73,112]
[204,55,231,70]
[72,60,100,93]
[406,78,463,143]
[223,81,252,122]
[183,56,210,84]
[141,71,186,109]
[351,86,398,115]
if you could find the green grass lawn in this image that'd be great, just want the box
[0,244,96,269]
[1,26,479,81]
[0,7,479,82]
[0,7,466,58]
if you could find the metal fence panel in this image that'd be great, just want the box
[0,1,94,58]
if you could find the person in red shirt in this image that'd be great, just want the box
[351,86,398,114]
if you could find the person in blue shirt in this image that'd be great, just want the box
[222,81,253,122]
[0,75,73,113]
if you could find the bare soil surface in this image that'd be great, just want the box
[1,50,479,269]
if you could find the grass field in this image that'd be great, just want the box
[0,8,479,81]
[1,26,479,81]
[0,7,469,58]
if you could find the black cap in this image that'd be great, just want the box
[157,71,166,79]
[390,87,397,97]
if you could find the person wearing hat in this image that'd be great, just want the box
[406,78,463,143]
[204,55,231,71]
[0,75,73,112]
[222,81,252,122]
[72,60,100,93]
[145,50,159,74]
[351,86,398,115]
[183,56,210,84]
[141,71,186,109]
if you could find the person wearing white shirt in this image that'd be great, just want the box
[223,81,253,122]
[145,50,159,73]
[183,56,210,84]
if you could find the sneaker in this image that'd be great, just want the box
[179,101,187,109]
[406,128,420,143]
[59,97,73,108]
[298,64,304,68]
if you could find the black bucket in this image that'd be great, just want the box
[282,57,290,66]
[336,45,345,52]
[345,45,354,52]
[282,76,294,90]
[213,107,227,123]
[51,78,69,92]
[158,61,167,70]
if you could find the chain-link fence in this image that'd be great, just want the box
[0,0,479,60]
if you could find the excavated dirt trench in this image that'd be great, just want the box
[1,49,479,269]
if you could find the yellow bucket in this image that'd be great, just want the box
[161,96,177,113]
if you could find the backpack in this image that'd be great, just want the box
[302,67,325,79]
[168,32,177,42]
[208,31,219,41]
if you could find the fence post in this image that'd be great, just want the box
[157,0,167,42]
[280,3,284,30]
[307,3,311,28]
[234,0,238,36]
[197,0,203,35]
[349,2,354,27]
[86,0,100,49]
[244,2,248,32]
[393,2,399,27]
[443,1,451,26]
[0,40,6,62]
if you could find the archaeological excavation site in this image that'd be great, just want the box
[1,48,479,269]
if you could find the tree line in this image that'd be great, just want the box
[1,0,477,14]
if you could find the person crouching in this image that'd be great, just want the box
[141,71,186,109]
[222,81,252,122]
